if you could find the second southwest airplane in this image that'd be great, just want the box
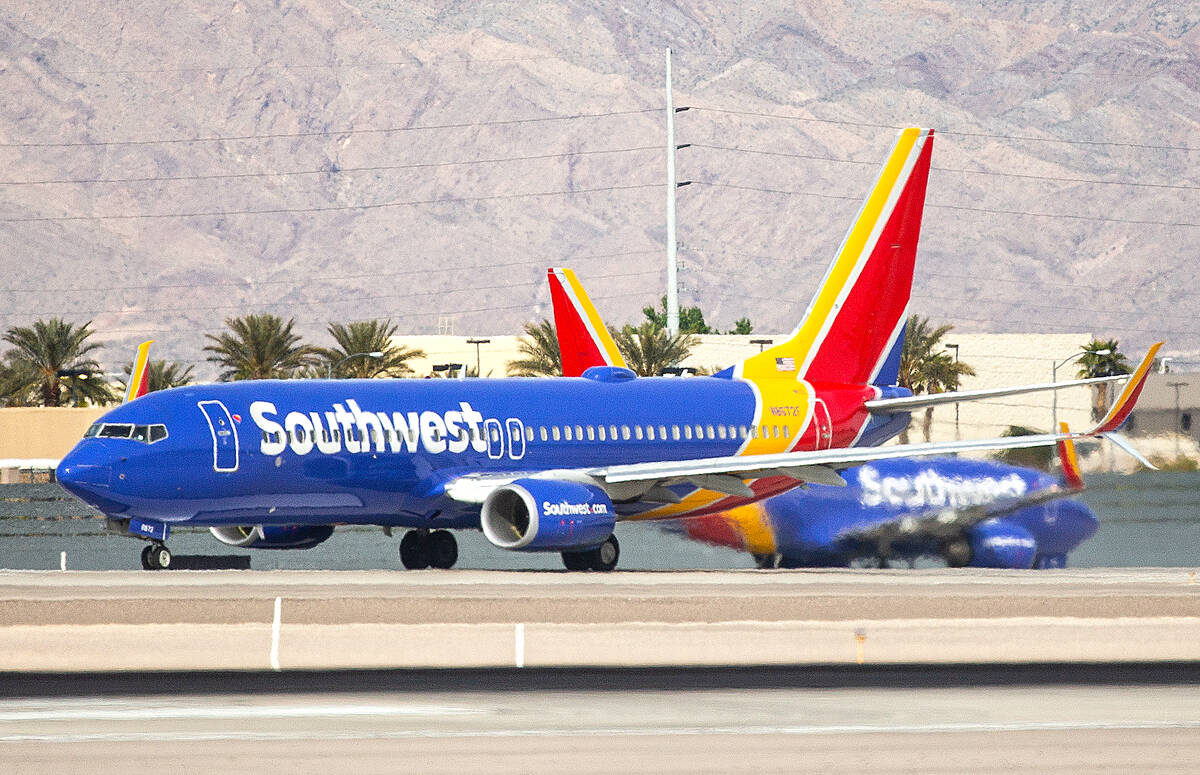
[57,127,1159,570]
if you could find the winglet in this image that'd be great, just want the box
[1056,422,1084,491]
[124,340,153,403]
[548,267,627,377]
[1088,342,1162,434]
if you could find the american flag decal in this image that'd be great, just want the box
[775,357,796,372]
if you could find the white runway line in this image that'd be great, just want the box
[3,720,1200,744]
[0,702,484,722]
[515,622,525,668]
[269,596,281,672]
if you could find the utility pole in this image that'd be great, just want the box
[665,47,679,337]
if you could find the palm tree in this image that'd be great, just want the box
[612,322,698,377]
[1,318,117,406]
[507,319,562,377]
[898,314,976,442]
[0,352,40,406]
[1076,338,1130,420]
[319,320,425,378]
[119,359,195,394]
[203,314,318,381]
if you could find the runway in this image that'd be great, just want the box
[2,666,1199,774]
[2,568,1200,669]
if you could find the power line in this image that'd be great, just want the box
[0,250,660,294]
[688,107,1200,152]
[0,146,661,186]
[0,270,662,319]
[694,181,1200,229]
[689,143,1200,192]
[0,182,659,223]
[0,108,659,149]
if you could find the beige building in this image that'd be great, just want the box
[3,332,1184,476]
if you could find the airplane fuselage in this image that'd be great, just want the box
[58,371,910,531]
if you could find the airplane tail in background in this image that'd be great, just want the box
[1056,422,1085,491]
[124,340,153,403]
[732,127,933,387]
[548,267,627,377]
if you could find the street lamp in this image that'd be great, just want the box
[466,338,490,377]
[432,363,464,379]
[945,343,960,440]
[750,338,773,352]
[56,368,92,407]
[1052,348,1110,430]
[1168,381,1187,456]
[328,351,383,379]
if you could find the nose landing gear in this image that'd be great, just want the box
[140,543,172,570]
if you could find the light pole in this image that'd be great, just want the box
[56,368,92,407]
[432,363,464,379]
[1052,348,1109,430]
[750,338,773,352]
[945,343,960,439]
[1168,381,1187,456]
[328,351,383,379]
[466,338,490,377]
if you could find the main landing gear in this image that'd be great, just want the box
[561,534,620,572]
[140,543,172,570]
[399,529,459,570]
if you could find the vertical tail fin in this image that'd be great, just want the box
[548,267,627,377]
[124,340,153,403]
[734,128,933,386]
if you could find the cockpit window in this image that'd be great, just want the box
[89,423,168,444]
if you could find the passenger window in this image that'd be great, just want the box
[659,425,667,440]
[646,426,655,441]
[671,425,680,440]
[609,425,618,439]
[683,425,692,440]
[563,426,573,441]
[574,425,583,440]
[552,426,561,441]
[621,425,631,440]
[782,426,790,439]
[694,424,703,439]
[598,426,607,441]
[525,426,534,442]
[540,427,548,441]
[705,425,714,439]
[587,426,596,441]
[635,426,643,440]
[717,425,727,440]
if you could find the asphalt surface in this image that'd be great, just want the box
[2,666,1198,774]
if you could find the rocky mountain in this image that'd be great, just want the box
[1,1,1198,378]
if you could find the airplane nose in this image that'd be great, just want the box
[57,441,112,497]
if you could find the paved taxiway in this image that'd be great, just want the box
[2,667,1198,774]
[2,568,1199,669]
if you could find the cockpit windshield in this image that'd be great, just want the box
[84,423,169,444]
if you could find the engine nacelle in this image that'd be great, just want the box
[966,519,1037,569]
[209,524,335,550]
[481,478,615,552]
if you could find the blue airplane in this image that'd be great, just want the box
[55,128,1157,571]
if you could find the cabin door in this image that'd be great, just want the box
[484,418,505,460]
[197,400,239,472]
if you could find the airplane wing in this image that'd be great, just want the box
[446,344,1159,506]
[865,373,1135,414]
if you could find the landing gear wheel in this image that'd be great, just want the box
[399,530,430,570]
[141,543,172,570]
[943,539,971,568]
[561,551,591,571]
[426,530,458,570]
[752,553,778,569]
[588,534,620,572]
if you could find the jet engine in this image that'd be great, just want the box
[964,519,1037,569]
[481,478,615,552]
[209,524,335,550]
